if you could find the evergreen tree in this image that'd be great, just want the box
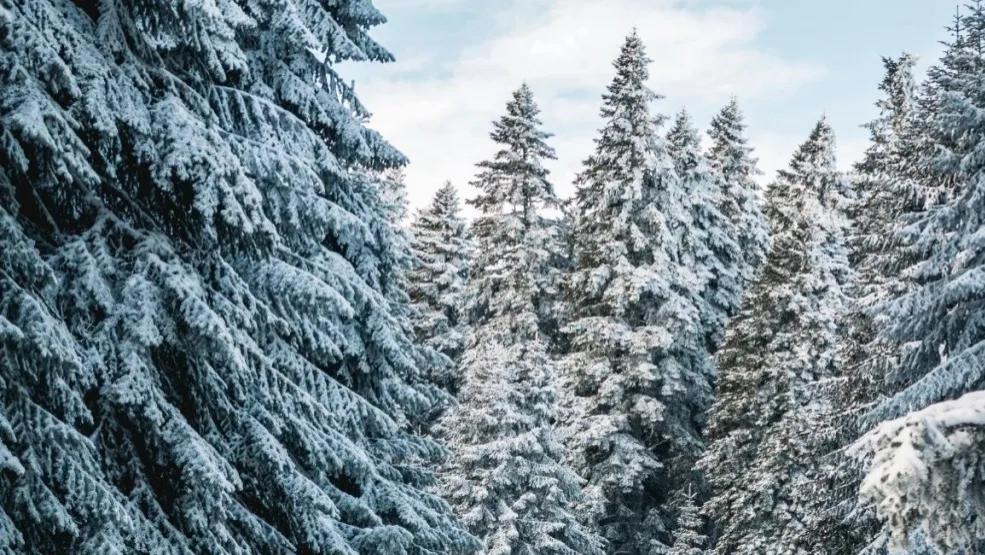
[377,167,452,427]
[439,84,603,555]
[408,182,471,396]
[864,3,985,427]
[705,99,770,295]
[845,53,920,398]
[811,53,921,555]
[669,487,707,555]
[849,5,985,552]
[0,1,475,553]
[699,119,853,555]
[561,31,704,553]
[666,109,741,354]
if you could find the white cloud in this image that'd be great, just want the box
[352,0,826,212]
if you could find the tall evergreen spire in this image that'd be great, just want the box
[699,119,852,555]
[706,98,770,290]
[809,54,921,555]
[408,182,471,396]
[667,109,742,350]
[440,84,603,555]
[561,31,707,553]
[846,6,985,552]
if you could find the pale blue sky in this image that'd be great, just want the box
[344,0,956,210]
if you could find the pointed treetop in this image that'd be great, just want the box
[668,109,705,174]
[603,30,659,110]
[880,53,918,98]
[785,116,837,177]
[668,109,701,149]
[669,484,708,555]
[669,108,698,139]
[769,117,846,227]
[707,98,758,178]
[432,180,462,209]
[470,84,558,215]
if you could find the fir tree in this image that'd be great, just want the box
[705,99,770,294]
[0,1,475,553]
[408,182,471,396]
[666,109,742,353]
[864,2,985,427]
[811,53,922,555]
[669,486,708,555]
[849,5,985,552]
[439,84,603,555]
[561,31,705,553]
[699,119,853,555]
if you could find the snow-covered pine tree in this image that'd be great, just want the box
[705,99,770,296]
[699,119,853,555]
[0,1,475,553]
[845,52,920,396]
[669,486,708,555]
[408,182,471,396]
[666,109,741,353]
[439,84,603,555]
[849,5,985,552]
[377,167,454,428]
[809,53,922,555]
[561,31,705,553]
[863,4,985,428]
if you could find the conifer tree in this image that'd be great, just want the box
[439,84,603,555]
[666,109,741,352]
[849,5,985,552]
[699,119,852,555]
[561,31,704,553]
[845,53,920,393]
[669,487,708,555]
[863,3,985,427]
[408,183,471,395]
[705,99,770,293]
[810,53,921,555]
[0,2,475,553]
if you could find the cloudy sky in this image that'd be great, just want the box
[343,0,955,211]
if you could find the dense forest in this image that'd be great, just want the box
[1,1,984,554]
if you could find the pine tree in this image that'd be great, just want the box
[669,487,707,555]
[864,3,985,427]
[439,84,603,555]
[408,182,471,396]
[0,2,475,553]
[699,119,853,555]
[666,109,742,353]
[377,167,454,428]
[811,53,921,555]
[705,99,770,294]
[560,31,705,553]
[848,5,985,552]
[846,53,920,394]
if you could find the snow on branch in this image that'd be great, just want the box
[850,391,985,553]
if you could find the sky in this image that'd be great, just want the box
[342,0,957,212]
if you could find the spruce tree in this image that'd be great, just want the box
[864,3,985,426]
[849,5,985,552]
[561,31,705,553]
[705,99,770,294]
[439,84,603,555]
[699,119,852,555]
[0,2,475,553]
[669,487,708,555]
[666,109,741,353]
[408,183,471,396]
[811,53,921,555]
